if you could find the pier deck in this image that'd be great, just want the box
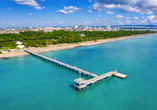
[24,49,98,78]
[24,49,127,91]
[73,71,126,91]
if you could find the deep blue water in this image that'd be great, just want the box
[1,35,157,110]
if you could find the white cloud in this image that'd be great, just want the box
[146,15,157,23]
[64,6,74,10]
[104,4,118,9]
[147,15,155,20]
[35,7,43,10]
[7,22,15,25]
[125,20,132,23]
[14,0,39,7]
[57,10,69,14]
[115,15,124,19]
[13,0,44,10]
[142,17,144,19]
[88,0,157,14]
[29,13,32,15]
[106,10,114,14]
[139,19,147,23]
[150,19,157,23]
[87,3,103,12]
[83,22,93,24]
[118,20,123,24]
[95,18,98,21]
[88,0,92,2]
[126,17,130,19]
[74,6,81,11]
[134,17,139,20]
[120,5,140,13]
[87,10,93,12]
[9,8,12,10]
[56,9,75,14]
[54,21,64,24]
[99,15,101,17]
[57,6,81,14]
[63,6,81,11]
[68,10,75,14]
[139,11,153,15]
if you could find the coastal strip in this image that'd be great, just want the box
[0,33,156,58]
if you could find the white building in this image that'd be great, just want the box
[16,41,25,49]
[106,25,112,31]
[117,27,120,31]
[74,25,78,29]
[113,27,117,31]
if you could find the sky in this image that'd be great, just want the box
[1,0,157,27]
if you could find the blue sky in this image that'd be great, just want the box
[1,0,157,27]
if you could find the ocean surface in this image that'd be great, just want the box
[1,35,157,110]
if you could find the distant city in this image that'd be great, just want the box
[1,25,157,34]
[0,25,119,34]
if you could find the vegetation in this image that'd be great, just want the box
[0,30,153,49]
[0,42,18,49]
[0,51,2,54]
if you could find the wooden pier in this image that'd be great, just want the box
[24,49,98,78]
[24,49,127,92]
[73,71,127,91]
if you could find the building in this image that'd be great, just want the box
[117,27,120,31]
[113,27,117,31]
[16,41,25,49]
[106,25,112,31]
[75,25,83,31]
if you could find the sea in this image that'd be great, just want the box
[0,34,157,110]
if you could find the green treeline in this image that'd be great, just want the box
[0,30,153,49]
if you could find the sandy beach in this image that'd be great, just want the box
[0,33,156,58]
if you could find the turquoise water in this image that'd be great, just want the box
[1,35,157,110]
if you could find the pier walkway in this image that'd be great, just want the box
[73,71,127,91]
[24,49,98,78]
[24,49,127,92]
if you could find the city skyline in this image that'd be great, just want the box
[1,0,157,27]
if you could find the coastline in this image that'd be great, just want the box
[0,33,156,58]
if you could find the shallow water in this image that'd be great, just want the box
[0,35,157,110]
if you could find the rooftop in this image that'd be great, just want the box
[74,78,86,84]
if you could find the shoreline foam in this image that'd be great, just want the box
[0,33,156,58]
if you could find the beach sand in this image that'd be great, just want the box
[0,33,156,58]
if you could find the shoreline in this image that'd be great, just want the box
[0,33,156,58]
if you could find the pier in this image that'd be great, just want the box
[24,49,98,78]
[24,49,127,91]
[73,71,127,91]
